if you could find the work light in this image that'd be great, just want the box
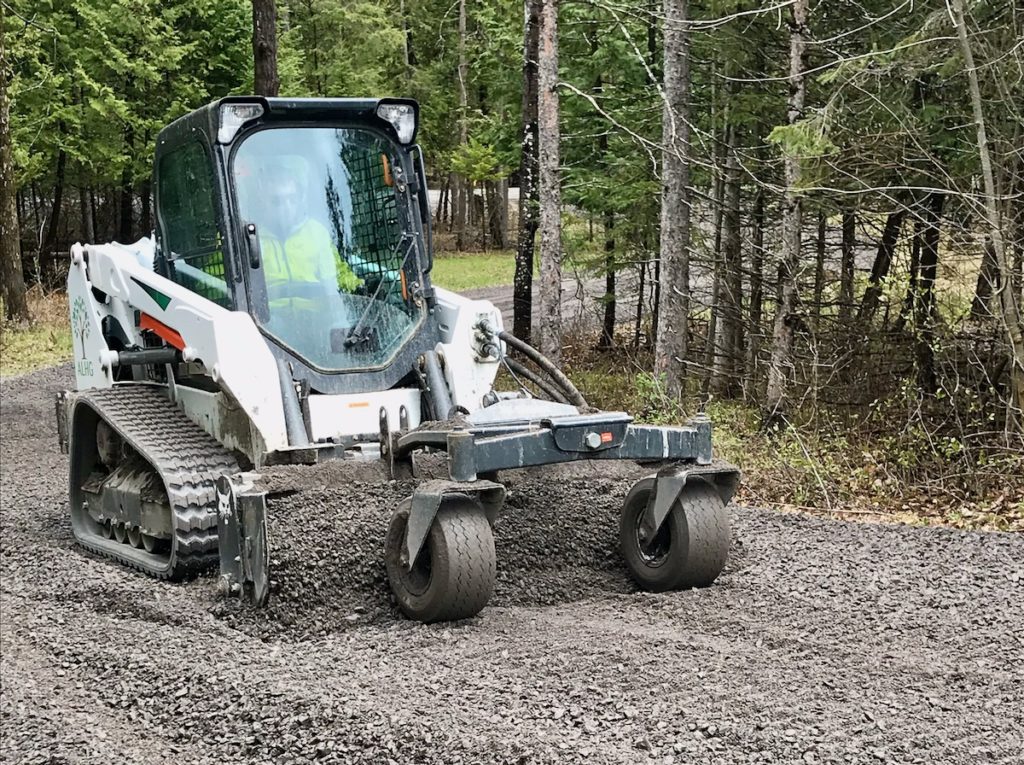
[376,102,417,145]
[219,102,265,143]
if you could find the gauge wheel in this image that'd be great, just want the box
[385,497,496,623]
[619,477,729,591]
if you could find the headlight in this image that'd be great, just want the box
[218,102,264,143]
[376,102,417,145]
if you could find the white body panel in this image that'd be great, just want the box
[67,241,290,452]
[432,286,503,412]
[66,243,513,462]
[306,389,422,440]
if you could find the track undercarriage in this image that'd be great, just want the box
[62,382,738,623]
[65,386,239,579]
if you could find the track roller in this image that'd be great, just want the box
[619,477,729,591]
[384,496,496,623]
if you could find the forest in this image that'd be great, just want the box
[1,0,1022,527]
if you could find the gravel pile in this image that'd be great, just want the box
[3,364,1023,764]
[215,460,642,641]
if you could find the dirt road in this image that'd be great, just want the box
[2,364,1022,764]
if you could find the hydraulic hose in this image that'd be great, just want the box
[503,356,570,405]
[276,360,311,447]
[497,331,588,408]
[421,351,454,420]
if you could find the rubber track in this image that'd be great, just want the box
[72,385,240,580]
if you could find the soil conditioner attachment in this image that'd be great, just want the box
[56,96,740,622]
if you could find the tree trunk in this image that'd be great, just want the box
[856,209,905,325]
[140,178,152,236]
[436,176,449,228]
[762,0,807,429]
[453,177,466,246]
[634,260,647,350]
[41,147,67,288]
[953,0,1024,425]
[514,0,540,343]
[914,192,943,394]
[654,0,691,398]
[600,211,616,348]
[812,210,826,330]
[398,0,413,78]
[118,127,133,245]
[491,177,508,249]
[89,187,99,244]
[838,208,856,323]
[745,184,765,397]
[252,0,280,96]
[713,128,743,397]
[78,184,94,244]
[971,237,999,319]
[454,0,470,252]
[895,216,920,332]
[536,0,562,362]
[703,147,726,394]
[0,27,29,322]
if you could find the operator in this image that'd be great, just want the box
[257,169,362,312]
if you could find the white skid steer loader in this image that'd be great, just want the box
[57,97,739,623]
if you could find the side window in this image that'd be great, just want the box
[158,142,230,307]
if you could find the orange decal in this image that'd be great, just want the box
[348,401,370,409]
[600,432,614,443]
[139,313,185,351]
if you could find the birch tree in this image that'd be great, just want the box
[536,0,562,362]
[514,0,541,343]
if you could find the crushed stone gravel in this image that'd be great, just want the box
[2,364,1022,764]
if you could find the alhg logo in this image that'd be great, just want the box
[71,296,94,377]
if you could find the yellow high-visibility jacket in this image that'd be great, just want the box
[260,219,362,309]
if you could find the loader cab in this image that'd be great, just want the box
[152,97,437,395]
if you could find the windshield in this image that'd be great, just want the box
[232,127,423,371]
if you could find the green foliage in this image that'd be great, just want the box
[7,0,251,191]
[450,139,505,184]
[767,116,837,161]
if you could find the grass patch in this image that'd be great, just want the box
[1,289,73,376]
[430,250,518,292]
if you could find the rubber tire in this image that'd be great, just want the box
[619,478,729,592]
[385,499,496,623]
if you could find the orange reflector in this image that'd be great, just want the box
[400,269,408,301]
[348,401,370,409]
[139,313,185,350]
[381,154,393,186]
[600,432,613,443]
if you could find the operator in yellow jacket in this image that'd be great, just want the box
[259,173,362,312]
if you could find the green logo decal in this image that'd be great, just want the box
[71,296,95,377]
[131,277,172,311]
[71,296,90,360]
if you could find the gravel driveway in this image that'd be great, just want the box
[1,364,1022,764]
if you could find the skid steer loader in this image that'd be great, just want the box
[56,96,740,622]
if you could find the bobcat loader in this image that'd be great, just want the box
[57,97,739,622]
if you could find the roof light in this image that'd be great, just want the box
[218,102,264,143]
[376,102,416,145]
